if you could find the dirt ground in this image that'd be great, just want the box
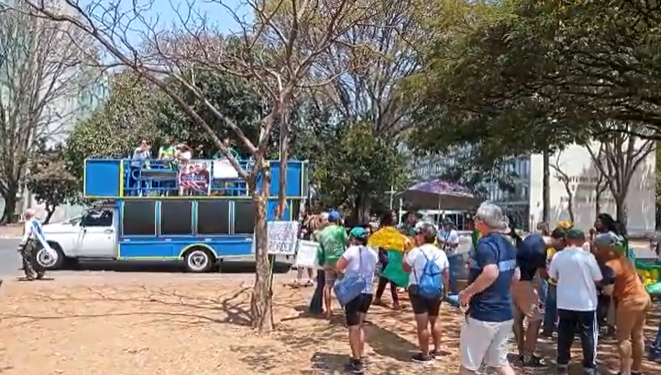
[0,274,660,375]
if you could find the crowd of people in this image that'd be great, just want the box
[297,203,653,375]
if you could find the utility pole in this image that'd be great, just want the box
[388,183,396,209]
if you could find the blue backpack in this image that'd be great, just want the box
[415,252,443,299]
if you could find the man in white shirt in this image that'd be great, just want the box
[129,140,151,196]
[549,229,603,375]
[438,219,460,294]
[18,209,51,280]
[403,222,450,364]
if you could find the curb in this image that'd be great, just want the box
[0,236,21,239]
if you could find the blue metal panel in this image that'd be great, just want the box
[118,238,253,258]
[265,199,293,221]
[266,161,303,197]
[84,159,121,197]
[118,242,175,258]
[269,161,281,197]
[286,162,302,196]
[209,240,253,257]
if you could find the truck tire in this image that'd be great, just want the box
[35,242,66,270]
[183,247,215,273]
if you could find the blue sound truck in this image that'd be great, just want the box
[39,158,309,272]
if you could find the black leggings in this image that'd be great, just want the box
[375,276,398,302]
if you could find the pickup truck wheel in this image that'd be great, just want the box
[183,248,214,273]
[35,242,65,270]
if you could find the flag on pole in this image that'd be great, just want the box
[368,226,415,288]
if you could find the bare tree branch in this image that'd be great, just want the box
[586,122,655,225]
[0,2,101,222]
[549,151,575,223]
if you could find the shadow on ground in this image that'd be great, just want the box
[0,283,255,328]
[1,280,660,375]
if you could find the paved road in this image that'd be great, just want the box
[0,239,21,277]
[0,238,294,279]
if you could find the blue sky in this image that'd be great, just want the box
[79,0,251,46]
[150,0,250,32]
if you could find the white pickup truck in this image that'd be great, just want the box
[38,208,118,269]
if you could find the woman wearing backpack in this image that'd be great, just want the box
[334,227,379,374]
[402,221,450,364]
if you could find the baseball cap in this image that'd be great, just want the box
[594,232,626,252]
[328,210,341,223]
[349,227,368,239]
[550,227,567,239]
[565,228,586,241]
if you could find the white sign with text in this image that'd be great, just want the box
[212,159,240,179]
[295,240,320,269]
[251,221,300,255]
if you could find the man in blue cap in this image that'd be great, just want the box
[317,210,349,319]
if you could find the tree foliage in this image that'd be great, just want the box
[410,0,661,149]
[401,0,661,208]
[156,70,265,158]
[65,72,162,181]
[310,121,407,221]
[26,144,79,224]
[407,0,587,161]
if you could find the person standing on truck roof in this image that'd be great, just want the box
[129,140,151,196]
[317,210,349,319]
[18,209,54,281]
[213,136,241,161]
[158,137,176,160]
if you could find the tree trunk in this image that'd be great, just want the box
[595,188,602,219]
[44,204,55,224]
[276,111,290,220]
[354,193,370,225]
[1,188,19,224]
[567,196,575,223]
[250,170,274,333]
[563,184,575,223]
[542,148,550,222]
[615,195,628,226]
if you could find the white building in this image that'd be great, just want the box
[529,142,656,235]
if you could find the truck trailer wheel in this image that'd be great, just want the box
[35,242,66,270]
[183,247,215,273]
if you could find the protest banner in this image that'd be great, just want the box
[212,159,239,179]
[295,240,319,269]
[251,221,300,255]
[178,160,211,195]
